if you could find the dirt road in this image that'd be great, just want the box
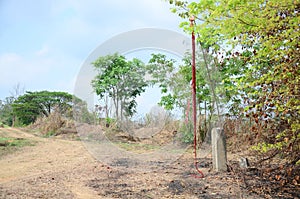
[0,128,262,198]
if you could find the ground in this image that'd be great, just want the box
[0,127,265,199]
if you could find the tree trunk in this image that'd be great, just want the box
[204,101,207,133]
[113,89,118,119]
[12,115,15,127]
[198,101,203,147]
[105,94,109,119]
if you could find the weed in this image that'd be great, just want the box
[44,130,56,137]
[115,142,160,153]
[0,137,34,157]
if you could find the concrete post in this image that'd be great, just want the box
[212,127,227,172]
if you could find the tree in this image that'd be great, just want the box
[0,97,15,126]
[169,0,300,193]
[12,91,74,125]
[145,105,171,127]
[91,53,148,120]
[72,95,95,124]
[147,53,177,110]
[0,83,25,126]
[148,52,227,137]
[9,83,25,99]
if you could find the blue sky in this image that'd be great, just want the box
[0,0,185,101]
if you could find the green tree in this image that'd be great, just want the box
[12,91,74,125]
[72,95,95,124]
[169,0,300,191]
[91,53,148,120]
[0,83,25,126]
[147,53,177,110]
[147,53,215,142]
[0,97,15,126]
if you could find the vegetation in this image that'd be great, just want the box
[0,97,15,126]
[91,53,148,120]
[0,90,92,127]
[168,0,299,196]
[147,52,224,143]
[11,91,73,125]
[0,137,32,147]
[0,136,34,157]
[0,1,299,197]
[115,142,160,153]
[147,53,178,110]
[90,50,239,144]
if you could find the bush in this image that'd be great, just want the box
[30,111,75,136]
[180,121,194,144]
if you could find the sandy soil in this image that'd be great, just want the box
[0,127,263,199]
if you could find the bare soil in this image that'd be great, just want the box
[0,127,264,199]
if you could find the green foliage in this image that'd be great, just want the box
[180,122,194,144]
[12,117,26,127]
[72,96,95,124]
[116,142,159,153]
[148,52,225,142]
[0,137,34,157]
[159,94,176,110]
[147,53,184,110]
[0,97,15,126]
[147,53,176,86]
[252,142,284,153]
[105,117,116,127]
[169,0,300,166]
[44,130,56,137]
[11,91,79,125]
[147,53,196,111]
[91,53,148,119]
[0,137,32,147]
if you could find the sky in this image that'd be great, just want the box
[0,0,190,118]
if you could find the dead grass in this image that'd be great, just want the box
[29,111,76,137]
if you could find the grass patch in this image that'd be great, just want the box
[0,137,34,157]
[115,142,160,153]
[43,130,56,137]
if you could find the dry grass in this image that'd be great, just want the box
[29,111,76,137]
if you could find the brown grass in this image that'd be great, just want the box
[29,111,76,136]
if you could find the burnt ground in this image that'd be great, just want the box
[0,127,286,199]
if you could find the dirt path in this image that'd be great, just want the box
[0,128,262,199]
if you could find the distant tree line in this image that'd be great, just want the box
[0,90,92,126]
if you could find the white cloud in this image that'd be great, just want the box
[35,45,50,56]
[51,0,181,33]
[0,0,184,100]
[54,74,77,94]
[0,53,21,63]
[0,53,50,86]
[0,51,80,98]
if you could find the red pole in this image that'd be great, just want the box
[190,16,204,178]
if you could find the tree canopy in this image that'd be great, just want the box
[91,53,148,120]
[12,91,75,125]
[169,0,299,193]
[0,97,15,126]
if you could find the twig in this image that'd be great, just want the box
[227,163,244,199]
[256,149,279,165]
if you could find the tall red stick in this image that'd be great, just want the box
[190,16,204,178]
